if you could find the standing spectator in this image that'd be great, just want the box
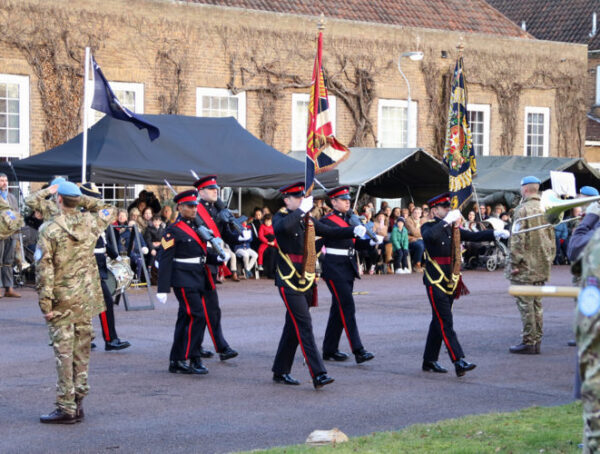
[478,204,488,221]
[407,202,415,213]
[142,207,154,231]
[405,206,425,272]
[389,207,401,228]
[262,206,272,217]
[391,217,410,274]
[250,207,263,251]
[258,214,277,277]
[359,209,379,275]
[0,173,19,297]
[234,222,258,279]
[400,207,410,220]
[144,215,165,263]
[160,205,174,226]
[373,212,390,272]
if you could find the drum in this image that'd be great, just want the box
[106,257,134,297]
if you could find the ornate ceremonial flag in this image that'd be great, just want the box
[305,31,350,194]
[443,56,475,210]
[91,55,160,141]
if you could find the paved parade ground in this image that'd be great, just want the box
[0,266,579,453]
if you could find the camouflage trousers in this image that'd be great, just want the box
[47,319,94,415]
[576,307,600,453]
[514,294,543,345]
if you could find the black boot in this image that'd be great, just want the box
[40,408,77,424]
[273,373,300,385]
[354,348,375,364]
[169,360,193,374]
[454,358,476,377]
[190,358,209,375]
[422,360,448,373]
[322,351,349,361]
[199,347,214,358]
[105,338,131,351]
[509,343,536,354]
[219,347,238,361]
[312,374,335,389]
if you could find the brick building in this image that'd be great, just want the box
[0,0,588,203]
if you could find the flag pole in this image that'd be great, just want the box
[81,46,90,183]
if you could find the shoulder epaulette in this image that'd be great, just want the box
[278,207,288,214]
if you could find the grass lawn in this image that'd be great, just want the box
[249,401,583,454]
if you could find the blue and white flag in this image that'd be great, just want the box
[90,55,160,141]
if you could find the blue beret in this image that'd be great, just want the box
[520,176,541,186]
[580,186,599,197]
[50,177,66,186]
[57,181,82,197]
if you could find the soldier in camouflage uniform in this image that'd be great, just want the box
[24,178,62,223]
[37,181,116,424]
[576,226,600,453]
[507,176,555,354]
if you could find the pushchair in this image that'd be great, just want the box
[464,218,509,272]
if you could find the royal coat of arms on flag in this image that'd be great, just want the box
[443,55,476,210]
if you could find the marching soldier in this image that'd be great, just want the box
[507,176,555,354]
[192,175,239,361]
[319,186,377,364]
[271,182,366,389]
[156,189,227,375]
[421,193,508,377]
[80,182,130,352]
[38,181,116,423]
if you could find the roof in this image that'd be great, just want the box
[182,0,529,38]
[486,0,600,49]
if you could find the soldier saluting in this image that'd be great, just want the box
[156,189,228,375]
[319,186,378,364]
[271,182,366,389]
[420,193,509,377]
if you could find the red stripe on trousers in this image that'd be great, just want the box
[428,286,456,362]
[100,311,111,342]
[181,288,193,360]
[329,280,354,351]
[279,287,314,378]
[200,296,218,350]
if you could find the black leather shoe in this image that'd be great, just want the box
[568,340,577,347]
[219,347,238,361]
[75,397,84,422]
[354,348,375,364]
[313,373,335,389]
[40,409,77,424]
[322,351,349,361]
[509,343,536,354]
[190,359,209,375]
[422,360,448,373]
[169,360,193,374]
[273,373,300,385]
[454,358,476,377]
[105,338,131,351]
[199,347,214,358]
[90,343,96,350]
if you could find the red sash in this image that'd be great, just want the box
[326,213,355,244]
[196,203,221,238]
[173,221,215,289]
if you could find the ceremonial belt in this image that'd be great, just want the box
[325,247,355,257]
[196,203,221,238]
[94,248,106,254]
[431,256,452,265]
[175,257,206,264]
[277,248,315,292]
[173,221,215,290]
[423,251,457,296]
[326,213,355,244]
[287,253,304,264]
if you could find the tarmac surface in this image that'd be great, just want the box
[0,266,579,453]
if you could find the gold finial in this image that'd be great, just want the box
[457,35,465,54]
[318,13,326,31]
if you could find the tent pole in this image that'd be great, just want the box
[405,184,415,206]
[238,187,242,215]
[353,184,363,212]
[81,47,90,183]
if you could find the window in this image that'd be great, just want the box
[377,99,417,148]
[0,74,29,159]
[467,104,490,156]
[596,65,600,105]
[290,93,336,151]
[196,88,246,128]
[524,107,550,157]
[98,183,136,208]
[86,81,144,126]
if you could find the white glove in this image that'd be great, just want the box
[370,234,384,246]
[587,201,600,218]
[141,246,149,255]
[353,225,367,237]
[443,209,462,225]
[156,293,167,304]
[299,196,314,214]
[494,229,510,240]
[238,230,252,242]
[217,251,231,263]
[115,256,123,262]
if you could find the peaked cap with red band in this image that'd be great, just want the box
[327,185,351,200]
[427,192,451,208]
[174,189,199,205]
[194,175,219,190]
[279,182,305,197]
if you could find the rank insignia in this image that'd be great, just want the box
[6,211,15,220]
[101,209,110,216]
[161,236,175,250]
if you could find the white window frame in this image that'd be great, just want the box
[377,99,417,148]
[467,103,490,156]
[196,87,246,128]
[290,93,336,152]
[0,74,30,159]
[596,65,600,105]
[85,80,145,125]
[523,106,550,157]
